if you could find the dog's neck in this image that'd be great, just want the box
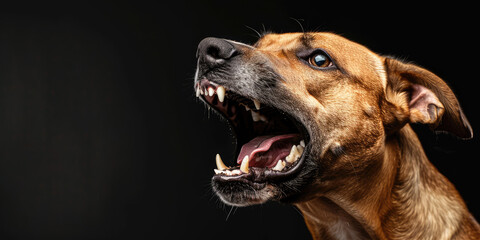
[295,125,469,240]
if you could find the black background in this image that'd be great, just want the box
[0,1,478,239]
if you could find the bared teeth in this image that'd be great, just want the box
[197,82,269,122]
[240,103,251,112]
[272,160,286,171]
[253,99,261,110]
[213,140,305,176]
[249,109,268,122]
[286,144,302,163]
[217,86,225,102]
[216,154,228,171]
[198,81,308,175]
[240,155,250,173]
[208,87,215,97]
[251,111,260,122]
[196,87,200,97]
[197,83,227,103]
[297,144,304,155]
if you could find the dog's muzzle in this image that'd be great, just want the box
[193,36,313,206]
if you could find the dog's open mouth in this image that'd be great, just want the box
[196,78,309,183]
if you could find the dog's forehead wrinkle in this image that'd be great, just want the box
[256,32,307,51]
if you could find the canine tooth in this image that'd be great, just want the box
[251,111,260,122]
[208,87,215,97]
[300,140,305,147]
[217,86,225,102]
[240,155,249,173]
[272,160,286,171]
[253,99,261,110]
[216,154,228,171]
[243,104,251,111]
[286,145,300,163]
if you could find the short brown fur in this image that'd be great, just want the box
[254,33,479,239]
[197,32,479,239]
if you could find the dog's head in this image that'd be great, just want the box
[194,32,472,206]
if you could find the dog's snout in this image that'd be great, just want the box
[197,37,237,68]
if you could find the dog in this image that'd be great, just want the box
[193,32,480,239]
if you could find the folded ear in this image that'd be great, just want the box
[383,57,473,139]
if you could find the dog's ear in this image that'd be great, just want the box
[382,57,473,139]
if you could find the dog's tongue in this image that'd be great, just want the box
[237,134,300,168]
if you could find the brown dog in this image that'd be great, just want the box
[194,32,480,239]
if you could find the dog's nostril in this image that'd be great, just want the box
[206,46,221,60]
[197,37,237,67]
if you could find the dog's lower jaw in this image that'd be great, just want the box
[213,183,279,207]
[295,125,480,240]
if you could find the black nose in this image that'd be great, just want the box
[197,37,237,68]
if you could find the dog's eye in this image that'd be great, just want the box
[308,52,332,68]
[297,49,335,70]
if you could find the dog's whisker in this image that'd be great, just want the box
[245,25,262,39]
[289,17,305,34]
[292,206,305,218]
[225,206,236,221]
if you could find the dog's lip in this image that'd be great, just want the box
[195,78,311,183]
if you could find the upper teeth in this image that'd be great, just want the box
[196,82,267,122]
[251,111,261,122]
[240,103,267,122]
[208,87,215,97]
[216,86,225,102]
[253,99,261,110]
[196,83,227,103]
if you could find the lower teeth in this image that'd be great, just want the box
[271,160,286,171]
[213,140,304,175]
